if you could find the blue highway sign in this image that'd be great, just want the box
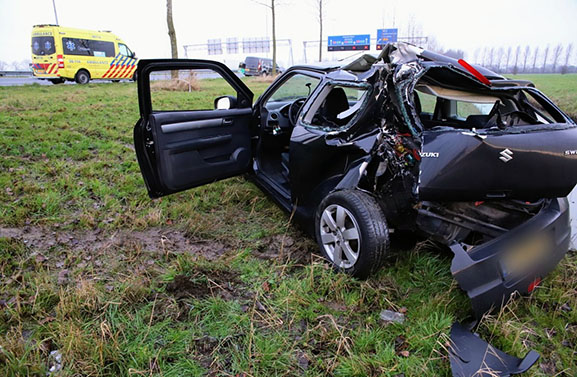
[376,28,398,50]
[328,34,370,51]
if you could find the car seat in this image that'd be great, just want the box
[319,87,349,128]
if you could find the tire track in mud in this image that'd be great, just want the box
[0,226,227,260]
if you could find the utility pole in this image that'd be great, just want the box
[52,0,59,24]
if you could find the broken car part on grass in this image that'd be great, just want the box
[133,42,577,376]
[449,322,540,377]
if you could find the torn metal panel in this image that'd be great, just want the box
[449,322,539,377]
[377,42,424,65]
[448,198,570,317]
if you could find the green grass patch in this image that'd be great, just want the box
[1,77,576,376]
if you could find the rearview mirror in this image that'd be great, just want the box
[214,95,237,110]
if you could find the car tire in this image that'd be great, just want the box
[49,78,65,85]
[75,70,90,84]
[315,190,389,279]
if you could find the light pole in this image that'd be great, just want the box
[52,0,59,24]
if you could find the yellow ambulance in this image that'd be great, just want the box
[31,24,138,84]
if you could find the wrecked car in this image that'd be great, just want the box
[133,42,577,317]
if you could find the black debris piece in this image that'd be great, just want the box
[449,322,539,377]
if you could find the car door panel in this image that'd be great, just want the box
[134,59,254,198]
[150,108,252,192]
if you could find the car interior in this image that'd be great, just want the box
[414,79,565,132]
[256,77,369,196]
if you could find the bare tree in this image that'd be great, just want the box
[551,44,563,73]
[314,0,326,62]
[504,46,512,73]
[532,46,540,73]
[254,0,279,75]
[482,47,489,66]
[522,45,530,73]
[427,36,443,53]
[166,0,178,78]
[0,61,7,71]
[167,0,178,58]
[495,47,504,72]
[10,60,30,71]
[562,43,574,74]
[488,47,495,68]
[405,14,423,42]
[473,48,480,64]
[512,45,521,74]
[542,45,550,73]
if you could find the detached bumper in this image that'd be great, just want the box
[450,198,570,317]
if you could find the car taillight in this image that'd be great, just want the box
[528,277,541,293]
[258,62,261,71]
[57,55,64,68]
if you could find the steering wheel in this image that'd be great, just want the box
[288,97,307,126]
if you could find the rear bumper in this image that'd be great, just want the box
[450,197,570,317]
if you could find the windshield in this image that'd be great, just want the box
[32,36,55,56]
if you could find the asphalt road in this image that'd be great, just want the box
[0,77,131,86]
[0,77,54,86]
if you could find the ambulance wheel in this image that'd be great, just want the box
[75,70,90,84]
[111,80,120,83]
[49,78,65,85]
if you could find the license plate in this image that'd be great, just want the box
[35,69,46,74]
[502,233,552,277]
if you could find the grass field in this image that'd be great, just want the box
[0,74,576,376]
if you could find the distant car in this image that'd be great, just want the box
[133,43,577,316]
[239,56,282,76]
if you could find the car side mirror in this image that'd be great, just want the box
[214,95,237,110]
[131,52,136,59]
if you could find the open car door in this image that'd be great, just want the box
[134,59,254,198]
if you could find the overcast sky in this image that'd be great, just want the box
[1,0,576,67]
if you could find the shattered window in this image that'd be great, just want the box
[305,84,369,131]
[522,90,564,124]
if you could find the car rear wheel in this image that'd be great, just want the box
[315,190,389,279]
[75,70,90,84]
[49,78,65,85]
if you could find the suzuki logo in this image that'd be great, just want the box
[499,148,514,163]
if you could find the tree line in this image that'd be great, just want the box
[469,43,575,74]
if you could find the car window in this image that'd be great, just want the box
[456,101,496,119]
[522,90,565,124]
[150,68,236,112]
[303,84,370,131]
[62,37,115,57]
[264,73,320,106]
[415,91,436,114]
[118,43,131,57]
[32,36,55,56]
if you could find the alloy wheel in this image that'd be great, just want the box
[319,204,361,269]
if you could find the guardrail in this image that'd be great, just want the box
[0,71,34,77]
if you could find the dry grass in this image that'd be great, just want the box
[150,71,200,92]
[250,74,280,84]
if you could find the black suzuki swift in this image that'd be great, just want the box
[134,43,577,316]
